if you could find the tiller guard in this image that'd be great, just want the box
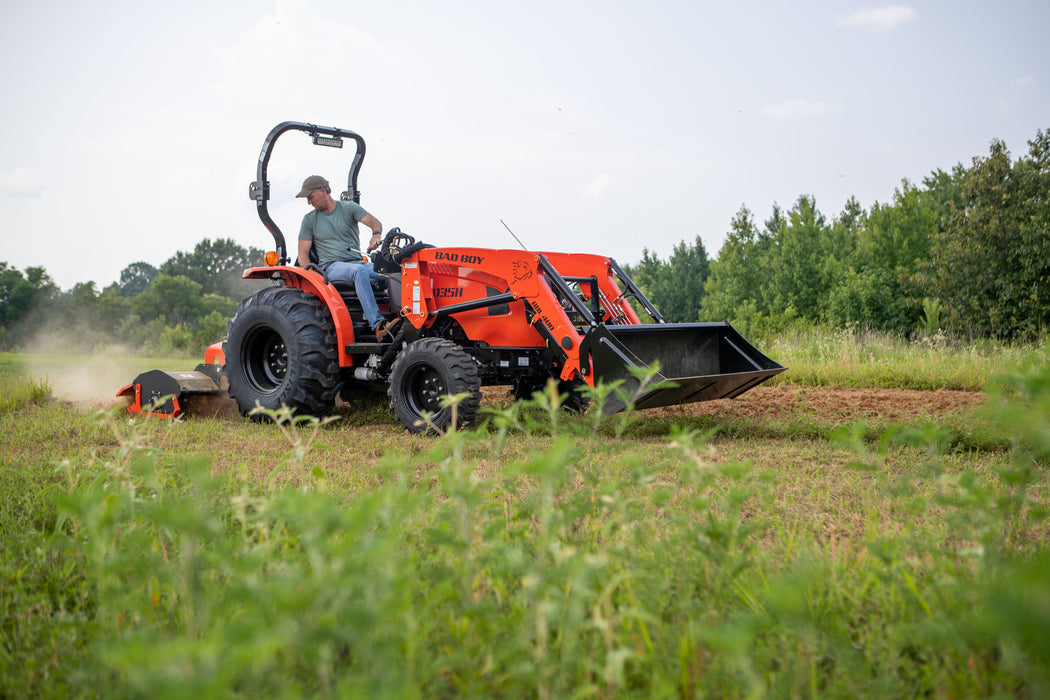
[116,364,226,419]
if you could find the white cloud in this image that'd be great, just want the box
[999,74,1036,115]
[1011,74,1035,90]
[837,5,917,32]
[584,173,611,198]
[763,98,845,119]
[209,0,395,109]
[0,167,45,197]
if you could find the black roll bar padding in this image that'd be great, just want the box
[249,121,367,266]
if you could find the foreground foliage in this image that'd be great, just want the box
[1,362,1049,697]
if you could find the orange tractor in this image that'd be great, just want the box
[119,121,785,432]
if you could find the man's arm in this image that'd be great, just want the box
[298,239,313,266]
[298,211,315,266]
[361,213,383,252]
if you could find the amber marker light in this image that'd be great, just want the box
[264,251,280,266]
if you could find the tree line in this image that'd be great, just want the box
[2,127,1047,355]
[627,127,1050,342]
[0,239,267,354]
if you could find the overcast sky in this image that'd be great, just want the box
[2,0,1047,291]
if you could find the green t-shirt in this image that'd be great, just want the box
[298,200,370,264]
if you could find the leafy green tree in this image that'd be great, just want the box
[827,195,863,256]
[160,238,265,299]
[702,206,772,322]
[864,184,935,282]
[769,195,831,320]
[626,237,710,322]
[201,293,238,320]
[827,182,938,332]
[661,236,710,322]
[0,263,55,327]
[920,165,967,233]
[116,262,158,298]
[1008,128,1050,336]
[930,132,1050,339]
[96,289,133,335]
[194,311,230,352]
[133,274,204,327]
[625,248,663,308]
[825,267,889,329]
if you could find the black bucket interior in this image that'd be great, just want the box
[582,323,786,413]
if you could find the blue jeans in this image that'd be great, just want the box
[325,261,386,330]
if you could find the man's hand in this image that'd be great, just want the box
[361,213,383,252]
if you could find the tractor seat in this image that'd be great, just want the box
[330,277,390,302]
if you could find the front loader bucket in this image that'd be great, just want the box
[580,322,786,414]
[116,364,226,419]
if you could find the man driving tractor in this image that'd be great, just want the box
[296,174,398,341]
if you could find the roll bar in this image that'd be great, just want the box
[248,121,367,265]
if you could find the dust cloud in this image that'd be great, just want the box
[21,330,182,412]
[26,353,148,411]
[24,352,243,418]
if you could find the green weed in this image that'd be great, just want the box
[0,376,51,414]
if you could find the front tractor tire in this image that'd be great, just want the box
[224,287,340,421]
[388,338,482,434]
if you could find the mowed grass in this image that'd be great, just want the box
[1,338,1049,698]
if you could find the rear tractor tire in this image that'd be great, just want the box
[223,287,340,422]
[388,338,482,434]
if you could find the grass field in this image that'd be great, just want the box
[1,332,1049,698]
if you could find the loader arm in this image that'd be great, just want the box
[400,248,637,383]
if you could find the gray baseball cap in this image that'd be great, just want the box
[295,175,329,197]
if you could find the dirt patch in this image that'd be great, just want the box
[113,385,985,426]
[645,385,985,423]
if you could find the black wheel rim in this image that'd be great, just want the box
[405,363,448,416]
[243,326,288,393]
